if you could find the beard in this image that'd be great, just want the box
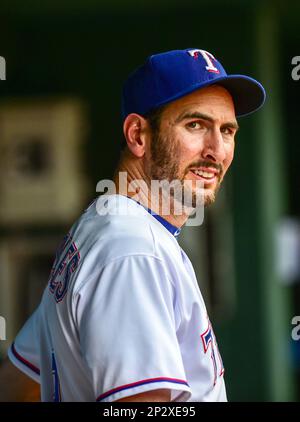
[148,131,223,211]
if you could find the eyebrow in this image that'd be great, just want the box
[174,111,239,131]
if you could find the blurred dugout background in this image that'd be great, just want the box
[0,0,300,402]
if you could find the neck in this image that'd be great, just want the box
[113,150,189,229]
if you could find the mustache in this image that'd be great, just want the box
[187,161,223,176]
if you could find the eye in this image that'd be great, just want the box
[186,121,203,130]
[222,127,235,136]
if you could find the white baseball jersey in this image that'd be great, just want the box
[8,194,227,402]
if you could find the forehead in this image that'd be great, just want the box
[161,85,236,123]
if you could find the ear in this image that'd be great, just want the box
[123,113,149,158]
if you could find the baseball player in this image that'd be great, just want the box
[1,48,265,402]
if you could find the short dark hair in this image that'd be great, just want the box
[144,104,166,136]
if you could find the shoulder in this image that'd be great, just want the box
[72,195,166,267]
[69,197,184,305]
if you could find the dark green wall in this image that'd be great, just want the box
[1,1,298,401]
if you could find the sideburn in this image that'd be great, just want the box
[150,131,181,182]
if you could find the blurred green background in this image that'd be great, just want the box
[0,0,300,402]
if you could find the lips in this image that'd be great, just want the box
[189,167,220,184]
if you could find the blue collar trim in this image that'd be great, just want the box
[127,196,181,238]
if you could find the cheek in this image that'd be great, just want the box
[166,130,194,163]
[177,144,198,172]
[223,143,235,172]
[180,131,202,152]
[177,132,201,159]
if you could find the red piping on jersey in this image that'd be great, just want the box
[11,342,40,376]
[96,377,189,401]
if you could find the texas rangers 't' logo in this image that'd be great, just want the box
[201,320,225,386]
[188,49,220,74]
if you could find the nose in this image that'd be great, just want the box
[201,128,226,163]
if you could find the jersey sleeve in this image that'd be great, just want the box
[76,255,191,402]
[7,307,41,383]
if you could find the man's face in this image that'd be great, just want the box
[148,85,238,207]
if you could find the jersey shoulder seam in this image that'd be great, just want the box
[72,253,169,297]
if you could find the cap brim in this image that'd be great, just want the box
[154,74,266,118]
[215,75,266,117]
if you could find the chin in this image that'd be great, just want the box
[191,188,216,208]
[203,186,219,206]
[204,193,216,207]
[191,187,216,207]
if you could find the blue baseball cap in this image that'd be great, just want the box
[122,48,266,119]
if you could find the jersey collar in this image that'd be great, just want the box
[127,196,181,238]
